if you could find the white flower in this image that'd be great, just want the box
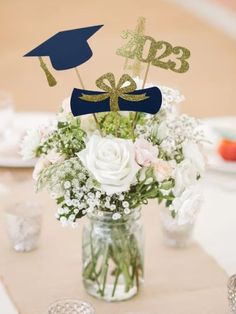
[65,199,72,206]
[112,212,121,220]
[153,159,173,182]
[156,121,169,140]
[57,97,71,122]
[80,115,97,135]
[171,185,203,225]
[57,207,64,215]
[60,216,68,227]
[122,201,129,208]
[20,129,41,160]
[110,204,116,211]
[119,194,125,201]
[173,159,198,196]
[77,134,140,194]
[134,138,158,166]
[182,141,205,175]
[124,208,131,215]
[62,97,71,113]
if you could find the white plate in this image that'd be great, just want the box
[0,112,55,168]
[201,116,236,174]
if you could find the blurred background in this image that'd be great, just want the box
[1,0,236,117]
[0,1,236,312]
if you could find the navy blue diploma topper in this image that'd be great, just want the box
[70,72,162,116]
[24,25,104,70]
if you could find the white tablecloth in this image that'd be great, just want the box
[195,170,236,275]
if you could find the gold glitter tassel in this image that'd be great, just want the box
[38,57,57,87]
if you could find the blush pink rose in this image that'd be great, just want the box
[33,150,64,181]
[153,159,173,182]
[134,138,158,167]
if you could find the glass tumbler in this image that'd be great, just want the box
[5,202,42,252]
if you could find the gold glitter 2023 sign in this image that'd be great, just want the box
[116,30,191,73]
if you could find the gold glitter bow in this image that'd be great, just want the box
[79,72,148,112]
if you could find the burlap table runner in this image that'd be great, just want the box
[0,178,229,314]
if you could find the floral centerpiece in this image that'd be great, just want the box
[21,80,205,301]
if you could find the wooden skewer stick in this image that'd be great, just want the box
[142,61,151,89]
[75,67,85,89]
[124,56,129,70]
[74,67,101,132]
[132,62,151,138]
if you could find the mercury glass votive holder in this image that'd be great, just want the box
[5,202,42,252]
[48,299,95,314]
[228,274,236,313]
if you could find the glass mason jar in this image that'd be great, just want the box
[160,206,195,248]
[82,208,144,302]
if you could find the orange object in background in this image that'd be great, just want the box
[218,139,236,161]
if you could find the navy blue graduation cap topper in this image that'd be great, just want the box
[24,25,103,86]
[70,72,162,116]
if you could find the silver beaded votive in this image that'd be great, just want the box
[228,274,236,313]
[48,299,95,314]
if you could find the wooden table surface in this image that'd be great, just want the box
[0,178,229,314]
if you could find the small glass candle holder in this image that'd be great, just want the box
[160,206,195,248]
[5,202,42,252]
[48,299,95,314]
[0,92,14,135]
[228,274,236,313]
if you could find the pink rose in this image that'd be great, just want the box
[135,138,158,167]
[33,150,64,181]
[153,159,173,182]
[33,157,51,181]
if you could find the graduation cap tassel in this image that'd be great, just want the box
[38,57,57,87]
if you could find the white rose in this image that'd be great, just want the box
[173,159,198,196]
[171,185,203,225]
[182,141,205,175]
[77,134,140,194]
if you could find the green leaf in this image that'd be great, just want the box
[56,196,64,204]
